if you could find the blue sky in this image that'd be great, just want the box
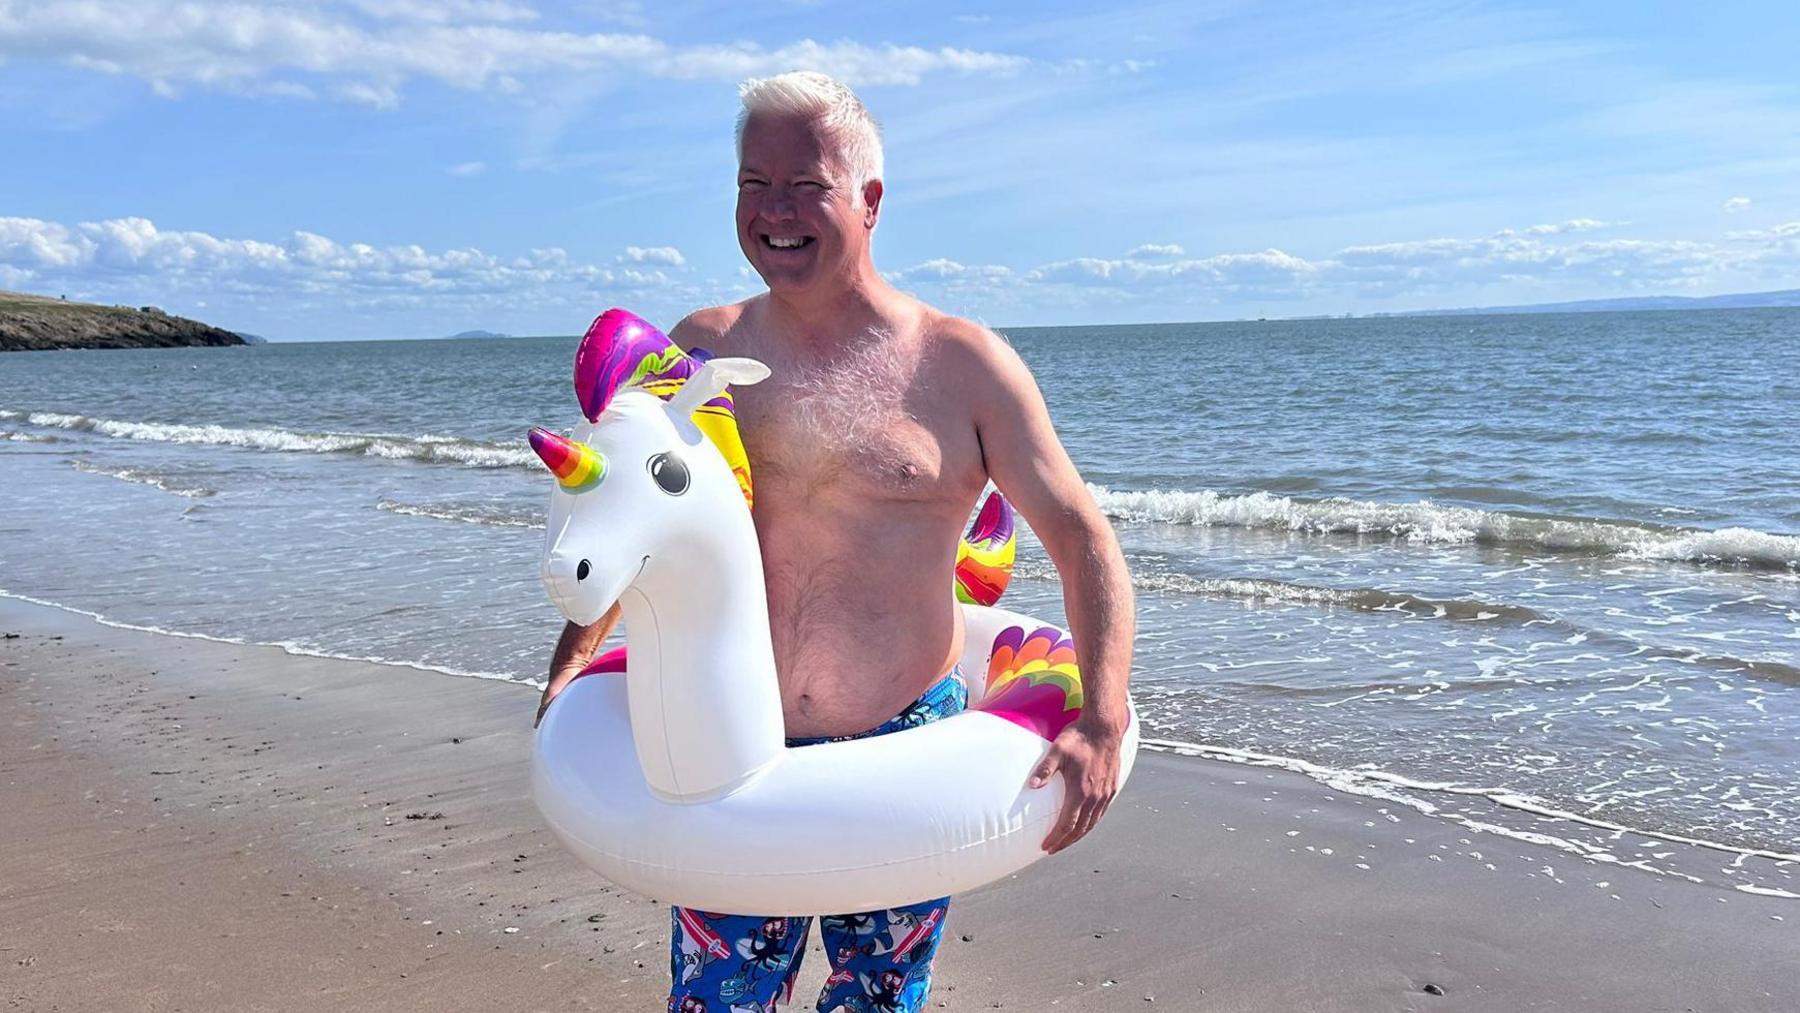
[3,0,1798,340]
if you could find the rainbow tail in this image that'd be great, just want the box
[954,490,1016,606]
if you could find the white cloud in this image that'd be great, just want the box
[334,81,402,109]
[1723,196,1752,213]
[12,213,1796,338]
[1515,218,1617,236]
[1052,57,1158,77]
[0,215,689,308]
[889,258,1014,285]
[622,245,685,267]
[1026,249,1318,292]
[894,219,1800,304]
[0,1,1030,105]
[349,0,539,23]
[1126,243,1185,260]
[446,161,488,177]
[1725,221,1800,241]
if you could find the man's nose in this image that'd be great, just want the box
[762,193,798,221]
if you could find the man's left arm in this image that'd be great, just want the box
[968,331,1135,854]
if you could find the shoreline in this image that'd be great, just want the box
[10,586,1795,882]
[3,597,1795,1011]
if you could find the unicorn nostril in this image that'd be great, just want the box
[576,559,591,581]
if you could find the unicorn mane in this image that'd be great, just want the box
[571,308,755,507]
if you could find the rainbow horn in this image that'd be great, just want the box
[529,427,606,493]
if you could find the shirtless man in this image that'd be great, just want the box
[537,71,1134,1012]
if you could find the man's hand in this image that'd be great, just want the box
[534,669,578,728]
[1030,716,1126,854]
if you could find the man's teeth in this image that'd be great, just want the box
[767,236,807,249]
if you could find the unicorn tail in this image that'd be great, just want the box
[954,490,1016,606]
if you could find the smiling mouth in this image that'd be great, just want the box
[761,235,814,250]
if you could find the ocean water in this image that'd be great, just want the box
[4,309,1798,888]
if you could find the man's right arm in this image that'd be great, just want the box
[536,604,621,726]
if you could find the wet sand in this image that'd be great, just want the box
[2,596,1794,1011]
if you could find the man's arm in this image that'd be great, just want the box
[966,328,1135,854]
[536,605,621,726]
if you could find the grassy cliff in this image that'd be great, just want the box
[0,291,248,351]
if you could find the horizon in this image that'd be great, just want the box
[3,1,1798,340]
[267,289,1800,343]
[10,282,1800,344]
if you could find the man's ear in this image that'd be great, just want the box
[862,179,884,229]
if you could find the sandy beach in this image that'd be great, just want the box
[2,595,1794,1012]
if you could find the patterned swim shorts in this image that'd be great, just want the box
[666,668,968,1013]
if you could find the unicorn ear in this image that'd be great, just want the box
[704,357,771,386]
[666,357,769,418]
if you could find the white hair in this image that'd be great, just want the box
[736,71,884,199]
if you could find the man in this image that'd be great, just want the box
[537,71,1134,1012]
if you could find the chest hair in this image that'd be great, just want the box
[741,329,943,493]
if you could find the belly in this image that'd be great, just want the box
[759,508,966,738]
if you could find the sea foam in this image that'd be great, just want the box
[1089,485,1800,569]
[70,460,216,498]
[8,407,1797,569]
[377,499,543,529]
[3,408,535,469]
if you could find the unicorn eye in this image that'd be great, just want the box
[648,452,689,495]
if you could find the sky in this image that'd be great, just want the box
[2,0,1798,340]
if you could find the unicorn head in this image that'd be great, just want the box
[531,309,769,627]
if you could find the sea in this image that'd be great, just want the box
[4,309,1797,894]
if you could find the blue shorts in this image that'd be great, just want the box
[667,668,968,1013]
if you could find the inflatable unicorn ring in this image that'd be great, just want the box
[529,308,1139,915]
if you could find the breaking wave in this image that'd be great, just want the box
[1090,485,1800,570]
[2,408,533,469]
[1016,564,1800,685]
[8,406,1796,571]
[1128,573,1556,624]
[377,499,543,529]
[70,460,216,498]
[1014,561,1559,622]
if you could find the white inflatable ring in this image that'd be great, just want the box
[529,309,1138,915]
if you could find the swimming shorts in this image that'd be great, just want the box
[667,667,968,1013]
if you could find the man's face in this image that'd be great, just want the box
[736,112,876,296]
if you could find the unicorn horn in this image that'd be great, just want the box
[529,427,606,493]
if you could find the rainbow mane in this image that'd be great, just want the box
[568,310,755,507]
[955,491,1016,606]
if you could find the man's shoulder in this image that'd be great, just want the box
[920,308,1023,375]
[920,306,1004,354]
[668,300,754,351]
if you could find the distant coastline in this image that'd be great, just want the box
[10,286,1794,348]
[1361,286,1800,319]
[0,290,247,351]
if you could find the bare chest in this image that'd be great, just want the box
[736,380,949,498]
